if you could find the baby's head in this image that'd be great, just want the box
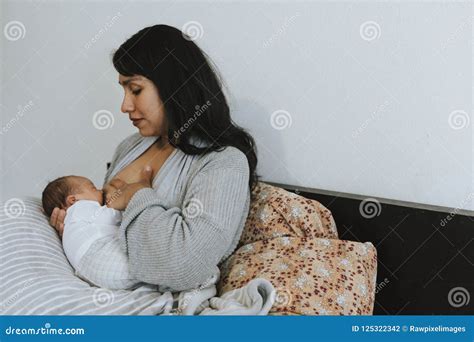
[42,176,103,217]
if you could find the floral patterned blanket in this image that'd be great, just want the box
[217,182,377,315]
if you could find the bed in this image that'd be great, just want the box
[0,182,377,315]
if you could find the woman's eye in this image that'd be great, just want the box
[132,89,142,95]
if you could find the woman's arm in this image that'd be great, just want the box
[118,148,250,292]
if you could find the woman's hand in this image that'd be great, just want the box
[50,207,66,238]
[103,166,154,210]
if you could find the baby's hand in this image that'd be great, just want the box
[50,207,66,238]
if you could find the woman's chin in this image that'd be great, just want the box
[137,127,152,136]
[137,126,160,137]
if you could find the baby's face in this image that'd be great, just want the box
[71,177,103,205]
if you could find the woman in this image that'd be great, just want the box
[49,24,259,292]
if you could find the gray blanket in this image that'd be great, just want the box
[0,197,275,315]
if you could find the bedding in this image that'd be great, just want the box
[219,236,377,315]
[0,197,275,315]
[1,198,166,314]
[1,182,377,315]
[218,182,377,315]
[239,182,339,246]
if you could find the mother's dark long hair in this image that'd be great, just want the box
[112,24,259,193]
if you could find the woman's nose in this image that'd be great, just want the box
[121,93,135,114]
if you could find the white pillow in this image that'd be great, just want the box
[0,197,173,315]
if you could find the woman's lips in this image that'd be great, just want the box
[131,119,143,126]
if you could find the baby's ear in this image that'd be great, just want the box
[65,194,77,207]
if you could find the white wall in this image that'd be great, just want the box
[1,0,473,211]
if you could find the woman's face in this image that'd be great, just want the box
[119,74,168,137]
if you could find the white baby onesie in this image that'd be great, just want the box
[62,200,141,290]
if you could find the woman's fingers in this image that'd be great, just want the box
[58,209,66,225]
[103,184,115,202]
[50,207,66,237]
[103,178,128,205]
[50,207,59,228]
[104,187,118,205]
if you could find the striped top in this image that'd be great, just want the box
[103,133,251,292]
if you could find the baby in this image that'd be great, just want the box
[42,175,141,290]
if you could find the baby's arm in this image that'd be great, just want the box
[75,234,140,290]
